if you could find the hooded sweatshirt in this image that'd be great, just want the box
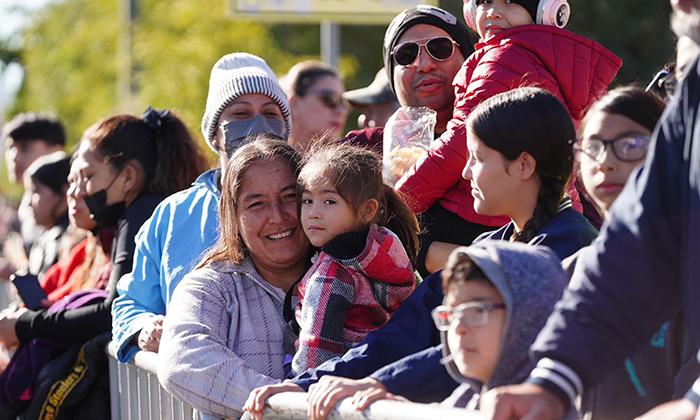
[111,169,221,363]
[440,240,569,413]
[396,24,622,226]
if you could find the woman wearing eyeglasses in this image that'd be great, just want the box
[565,86,699,420]
[281,61,349,152]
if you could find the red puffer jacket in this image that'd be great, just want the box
[396,25,622,226]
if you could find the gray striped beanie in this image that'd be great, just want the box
[201,53,292,153]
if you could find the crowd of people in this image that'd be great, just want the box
[0,0,698,419]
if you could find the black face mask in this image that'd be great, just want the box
[84,171,127,229]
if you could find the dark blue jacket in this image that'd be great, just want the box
[528,54,700,407]
[292,202,597,402]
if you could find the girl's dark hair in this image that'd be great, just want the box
[467,87,575,243]
[298,143,419,266]
[441,250,489,292]
[284,60,341,97]
[578,86,666,134]
[82,110,209,196]
[198,135,302,268]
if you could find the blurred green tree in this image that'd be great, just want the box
[4,0,680,153]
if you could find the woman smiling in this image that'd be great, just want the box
[157,137,312,420]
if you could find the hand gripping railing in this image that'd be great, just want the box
[239,392,483,420]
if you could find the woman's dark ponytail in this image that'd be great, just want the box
[514,176,567,243]
[148,111,209,195]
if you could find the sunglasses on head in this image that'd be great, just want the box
[392,36,459,67]
[305,89,349,110]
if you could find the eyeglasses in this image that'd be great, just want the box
[432,302,506,331]
[392,37,459,67]
[574,134,651,163]
[305,89,349,110]
[646,67,677,100]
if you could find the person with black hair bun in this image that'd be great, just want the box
[0,107,207,350]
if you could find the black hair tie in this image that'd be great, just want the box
[140,106,172,132]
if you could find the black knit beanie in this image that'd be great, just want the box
[29,154,71,195]
[514,0,540,23]
[383,5,475,93]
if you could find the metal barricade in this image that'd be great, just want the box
[240,392,484,420]
[107,345,199,420]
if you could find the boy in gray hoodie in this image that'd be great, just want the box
[435,240,573,416]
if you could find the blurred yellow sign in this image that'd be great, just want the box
[228,0,439,24]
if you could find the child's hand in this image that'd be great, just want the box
[306,376,384,420]
[243,382,304,420]
[351,384,404,409]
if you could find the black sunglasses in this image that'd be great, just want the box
[305,89,349,110]
[392,36,459,67]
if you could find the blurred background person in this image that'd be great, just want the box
[344,68,399,130]
[281,60,349,151]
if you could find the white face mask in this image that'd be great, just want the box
[220,115,286,157]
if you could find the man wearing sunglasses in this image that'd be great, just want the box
[342,5,474,155]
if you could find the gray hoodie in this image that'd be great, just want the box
[440,240,568,411]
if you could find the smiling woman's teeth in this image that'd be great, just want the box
[268,230,293,240]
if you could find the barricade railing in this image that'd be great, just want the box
[107,345,199,420]
[107,345,481,420]
[240,392,484,420]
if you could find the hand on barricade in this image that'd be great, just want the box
[243,382,304,420]
[307,376,384,420]
[137,315,164,353]
[350,384,404,410]
[480,383,565,420]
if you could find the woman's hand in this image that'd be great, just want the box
[0,307,27,348]
[243,382,304,420]
[137,315,164,353]
[307,376,385,420]
[351,385,405,409]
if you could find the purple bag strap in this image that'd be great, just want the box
[47,290,109,314]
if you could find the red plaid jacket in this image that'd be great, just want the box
[291,225,416,375]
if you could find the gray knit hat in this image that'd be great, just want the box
[201,53,292,153]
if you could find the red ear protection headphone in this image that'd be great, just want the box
[463,0,570,32]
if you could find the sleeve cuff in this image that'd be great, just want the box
[526,358,584,413]
[684,377,700,406]
[15,309,39,343]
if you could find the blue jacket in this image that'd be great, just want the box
[475,200,599,262]
[292,203,596,401]
[111,169,221,363]
[527,54,700,410]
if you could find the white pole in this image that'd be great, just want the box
[320,20,340,68]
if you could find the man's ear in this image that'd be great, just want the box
[514,151,537,181]
[359,199,379,224]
